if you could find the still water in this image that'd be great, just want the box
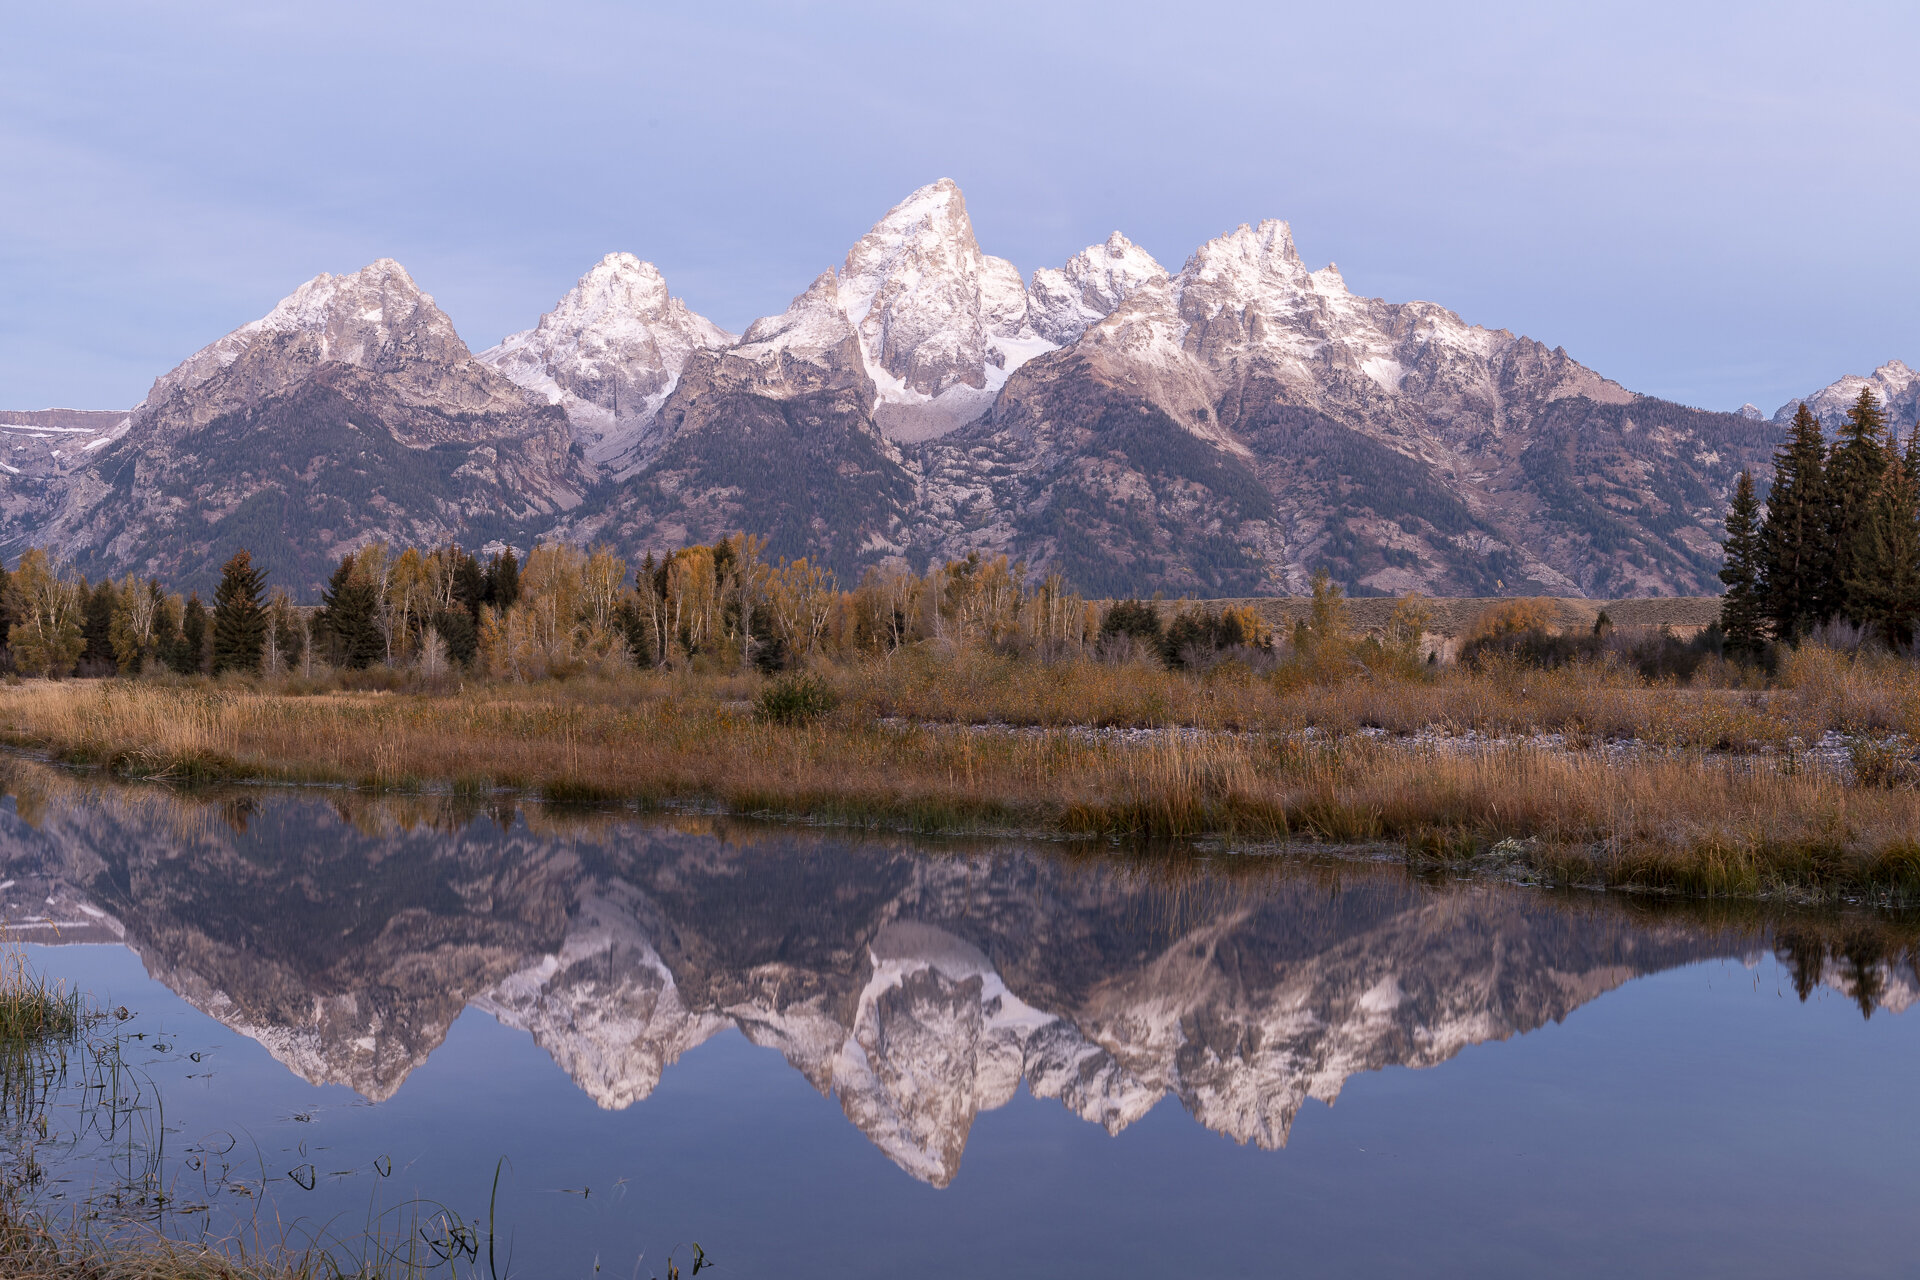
[1,768,1917,1278]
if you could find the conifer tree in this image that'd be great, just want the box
[152,591,182,672]
[177,595,209,675]
[1760,403,1833,639]
[79,579,116,673]
[0,563,11,669]
[1718,469,1766,658]
[484,549,521,612]
[1847,426,1920,647]
[211,551,268,674]
[453,552,487,622]
[1827,389,1889,620]
[317,556,382,669]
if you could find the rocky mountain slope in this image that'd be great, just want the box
[12,261,589,593]
[562,183,1778,594]
[2,780,1846,1186]
[3,181,1788,596]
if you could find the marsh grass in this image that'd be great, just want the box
[0,933,81,1047]
[5,656,1920,900]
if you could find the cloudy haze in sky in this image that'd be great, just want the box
[4,0,1915,414]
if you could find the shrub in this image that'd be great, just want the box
[1099,599,1163,643]
[1162,604,1272,670]
[756,672,838,724]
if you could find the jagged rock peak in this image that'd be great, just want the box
[1027,231,1169,345]
[1775,359,1920,429]
[736,271,862,365]
[478,252,734,467]
[1175,219,1314,312]
[837,177,997,399]
[140,258,465,411]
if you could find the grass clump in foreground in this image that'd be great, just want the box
[0,935,80,1046]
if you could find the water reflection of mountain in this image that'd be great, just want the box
[1,778,1913,1186]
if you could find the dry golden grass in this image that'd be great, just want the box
[1,656,1919,900]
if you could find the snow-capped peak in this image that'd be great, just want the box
[1774,358,1920,429]
[1028,231,1170,345]
[837,178,996,400]
[140,258,461,412]
[1174,219,1313,318]
[479,252,733,468]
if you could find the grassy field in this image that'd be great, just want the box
[0,644,1918,903]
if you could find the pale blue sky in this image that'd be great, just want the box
[4,0,1915,415]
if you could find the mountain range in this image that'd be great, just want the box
[11,780,1883,1187]
[3,180,1899,597]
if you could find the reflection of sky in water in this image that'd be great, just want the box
[5,782,1920,1278]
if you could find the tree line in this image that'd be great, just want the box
[0,536,1113,679]
[1719,388,1920,654]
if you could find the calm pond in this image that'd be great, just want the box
[2,765,1917,1278]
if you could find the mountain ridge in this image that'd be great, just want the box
[0,181,1794,597]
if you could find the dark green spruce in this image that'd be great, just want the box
[1846,426,1920,647]
[315,556,382,671]
[1759,403,1832,639]
[211,551,268,674]
[1718,469,1765,659]
[176,595,209,675]
[1826,389,1890,617]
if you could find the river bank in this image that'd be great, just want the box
[0,649,1918,903]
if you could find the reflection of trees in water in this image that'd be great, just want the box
[1597,890,1920,1021]
[1774,925,1920,1018]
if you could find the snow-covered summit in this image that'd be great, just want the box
[735,271,863,365]
[1027,231,1169,345]
[1774,359,1920,432]
[139,258,465,415]
[828,179,1054,442]
[838,178,996,398]
[479,252,734,470]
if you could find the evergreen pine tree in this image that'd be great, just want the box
[453,551,487,622]
[211,551,268,674]
[1827,389,1890,622]
[485,549,521,612]
[152,590,181,672]
[1847,427,1920,647]
[316,556,382,669]
[177,595,209,675]
[79,579,116,674]
[1718,469,1766,658]
[1760,403,1833,639]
